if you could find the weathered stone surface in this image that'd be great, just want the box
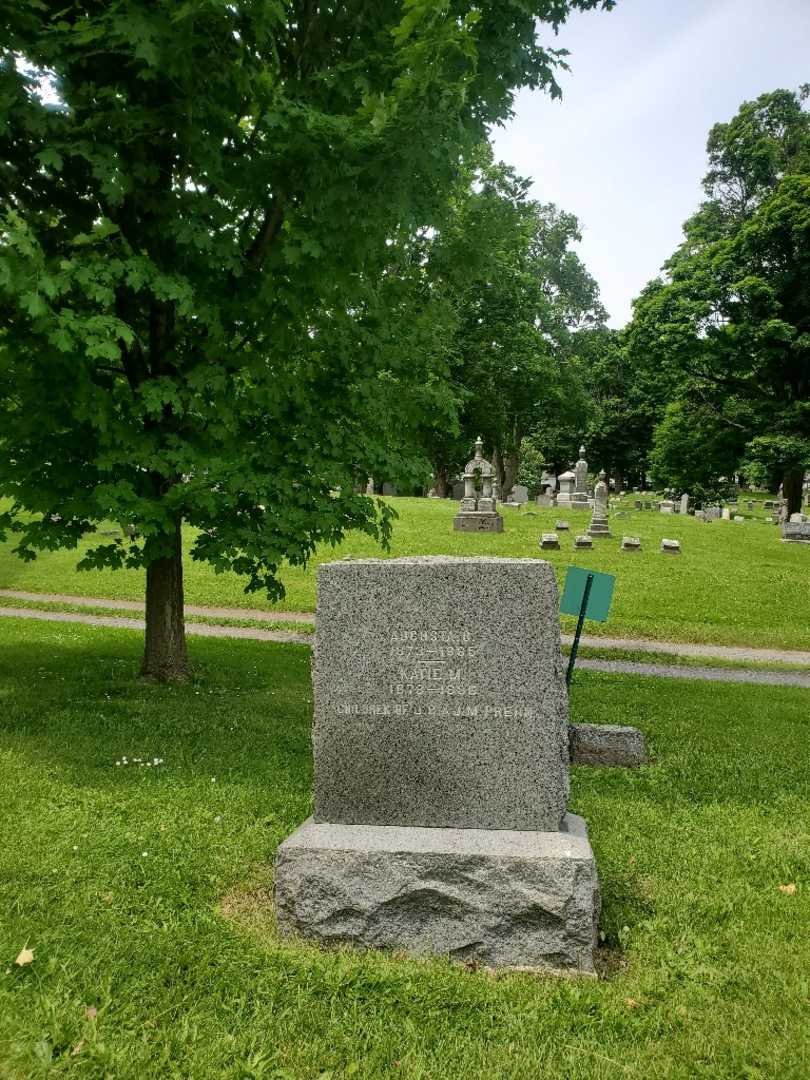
[509,484,529,504]
[621,536,641,551]
[540,533,560,551]
[555,520,570,531]
[661,538,681,554]
[569,724,647,767]
[659,500,675,514]
[453,512,504,533]
[275,814,599,974]
[782,522,810,543]
[313,557,570,832]
[574,535,592,549]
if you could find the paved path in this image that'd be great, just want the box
[2,588,809,665]
[0,589,315,624]
[3,602,809,687]
[0,606,309,644]
[576,658,810,689]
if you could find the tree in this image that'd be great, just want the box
[626,89,810,513]
[424,158,605,496]
[647,400,745,504]
[0,0,612,679]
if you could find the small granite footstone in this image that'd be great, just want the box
[569,724,647,767]
[574,535,592,549]
[661,538,681,554]
[275,814,600,974]
[555,520,570,531]
[540,533,561,551]
[621,536,641,552]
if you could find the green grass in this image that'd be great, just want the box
[1,498,809,648]
[1,617,809,1078]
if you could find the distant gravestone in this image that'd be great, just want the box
[734,515,744,523]
[679,493,690,515]
[661,538,681,554]
[275,556,602,973]
[694,510,706,521]
[540,532,560,550]
[556,470,576,508]
[509,484,529,504]
[453,438,503,533]
[588,470,611,538]
[782,522,810,544]
[660,500,675,514]
[555,520,570,531]
[621,536,641,552]
[722,508,731,521]
[574,534,592,550]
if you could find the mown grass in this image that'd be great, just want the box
[1,497,809,649]
[1,618,809,1079]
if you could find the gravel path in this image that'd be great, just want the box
[0,589,315,624]
[575,658,810,689]
[3,603,809,687]
[0,606,309,645]
[2,588,809,665]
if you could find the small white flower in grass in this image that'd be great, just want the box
[146,762,151,767]
[141,851,148,857]
[211,777,216,783]
[214,815,221,824]
[72,845,78,851]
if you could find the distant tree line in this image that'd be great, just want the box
[422,87,809,513]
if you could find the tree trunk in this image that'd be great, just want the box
[492,447,505,499]
[783,467,804,518]
[502,451,520,500]
[141,515,189,681]
[433,465,449,498]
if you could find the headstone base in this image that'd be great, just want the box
[453,512,504,533]
[275,815,599,975]
[569,496,590,511]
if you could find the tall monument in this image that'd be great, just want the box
[588,470,611,537]
[453,437,504,533]
[571,446,590,511]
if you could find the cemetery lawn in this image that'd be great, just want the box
[2,619,809,1080]
[1,498,809,650]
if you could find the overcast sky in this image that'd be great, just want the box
[491,0,810,328]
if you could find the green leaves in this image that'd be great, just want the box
[1,0,607,604]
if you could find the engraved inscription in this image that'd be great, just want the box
[390,626,479,696]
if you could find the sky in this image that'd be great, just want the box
[491,0,810,328]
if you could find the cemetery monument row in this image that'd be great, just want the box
[274,556,645,974]
[452,437,504,533]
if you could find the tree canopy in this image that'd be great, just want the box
[0,0,611,678]
[624,87,810,509]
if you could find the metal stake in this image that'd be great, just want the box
[566,572,594,687]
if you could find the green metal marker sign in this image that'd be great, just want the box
[560,566,615,686]
[560,566,615,623]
